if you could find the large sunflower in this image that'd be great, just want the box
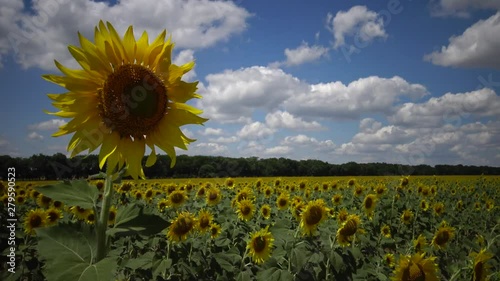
[300,199,328,236]
[43,21,207,179]
[391,253,439,281]
[167,211,197,242]
[24,209,47,235]
[470,248,494,281]
[247,226,274,265]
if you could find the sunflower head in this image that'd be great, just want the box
[209,223,222,239]
[43,21,207,179]
[24,209,47,235]
[332,193,342,205]
[384,253,396,268]
[236,199,255,221]
[45,207,63,226]
[197,209,213,233]
[206,187,222,206]
[401,209,414,225]
[247,226,274,265]
[470,248,494,281]
[168,190,188,208]
[276,192,290,210]
[391,253,439,281]
[363,194,377,219]
[431,222,455,250]
[167,211,197,242]
[108,205,117,225]
[300,199,328,236]
[381,224,391,238]
[413,234,427,254]
[260,204,272,220]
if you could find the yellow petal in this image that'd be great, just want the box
[122,26,136,63]
[122,137,145,179]
[98,132,120,169]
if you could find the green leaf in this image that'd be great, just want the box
[236,270,252,281]
[113,204,141,227]
[257,268,294,281]
[291,245,308,270]
[213,252,241,273]
[107,205,169,236]
[152,258,172,279]
[124,252,155,270]
[36,225,117,281]
[35,180,99,209]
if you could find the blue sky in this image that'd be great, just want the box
[1,0,499,167]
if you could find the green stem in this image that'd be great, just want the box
[96,173,114,262]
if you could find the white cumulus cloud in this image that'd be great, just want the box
[0,0,251,70]
[424,12,500,69]
[326,5,387,49]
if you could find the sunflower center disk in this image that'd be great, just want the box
[403,263,425,281]
[253,236,267,253]
[305,206,323,225]
[100,64,167,138]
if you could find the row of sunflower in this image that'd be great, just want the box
[0,175,498,280]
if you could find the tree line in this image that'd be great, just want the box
[0,153,499,180]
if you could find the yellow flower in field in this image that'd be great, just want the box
[353,185,364,196]
[474,201,481,211]
[157,198,168,212]
[236,199,255,221]
[321,182,330,192]
[70,206,91,220]
[484,199,494,212]
[456,200,463,211]
[420,199,429,212]
[292,202,305,221]
[276,192,290,210]
[336,214,361,246]
[167,211,197,242]
[16,195,26,205]
[168,190,188,208]
[300,199,328,236]
[108,205,117,225]
[52,200,64,209]
[337,208,349,224]
[391,253,439,281]
[210,223,222,239]
[260,204,271,220]
[225,178,235,189]
[470,248,494,281]
[299,180,307,190]
[431,221,454,250]
[433,202,445,216]
[24,209,47,235]
[414,234,427,253]
[255,179,263,189]
[45,207,63,226]
[85,210,96,225]
[332,193,342,205]
[165,184,177,195]
[362,194,377,220]
[263,186,273,198]
[196,186,206,198]
[375,184,386,196]
[37,195,52,208]
[197,209,213,233]
[30,189,41,199]
[247,226,274,265]
[118,182,133,193]
[233,187,254,206]
[421,186,430,197]
[400,176,409,187]
[384,253,396,268]
[401,209,414,225]
[43,21,207,179]
[347,178,356,187]
[206,187,222,206]
[381,224,391,238]
[274,178,282,187]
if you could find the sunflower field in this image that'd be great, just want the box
[0,175,499,281]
